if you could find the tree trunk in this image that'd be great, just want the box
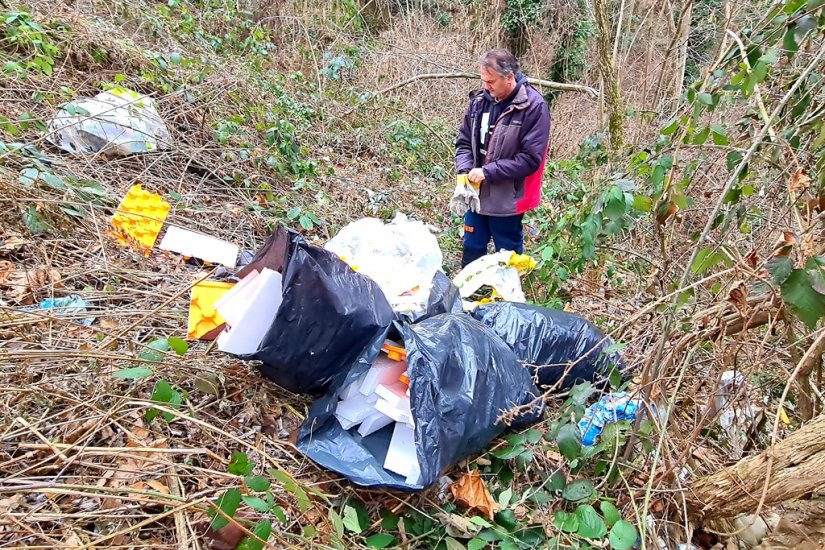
[687,414,825,519]
[594,0,624,151]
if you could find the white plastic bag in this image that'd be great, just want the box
[325,213,443,315]
[47,87,171,156]
[452,250,526,308]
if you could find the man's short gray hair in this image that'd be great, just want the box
[479,49,520,77]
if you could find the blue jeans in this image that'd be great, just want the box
[462,211,524,267]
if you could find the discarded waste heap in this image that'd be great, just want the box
[105,184,624,489]
[34,85,627,491]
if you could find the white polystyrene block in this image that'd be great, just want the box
[375,382,408,407]
[360,355,406,396]
[213,270,261,328]
[384,422,419,478]
[357,410,393,437]
[216,269,282,355]
[405,458,422,485]
[160,226,239,267]
[374,398,404,422]
[340,373,366,401]
[335,392,375,424]
[335,413,360,430]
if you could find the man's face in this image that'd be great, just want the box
[480,67,515,100]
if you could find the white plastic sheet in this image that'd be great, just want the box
[325,213,443,315]
[47,87,171,156]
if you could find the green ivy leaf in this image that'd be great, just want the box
[237,518,272,550]
[468,538,488,550]
[299,213,314,230]
[759,47,780,64]
[365,534,395,549]
[343,504,363,533]
[600,500,621,527]
[569,382,596,406]
[692,126,710,145]
[661,119,679,135]
[557,423,581,461]
[767,256,793,285]
[780,268,825,329]
[166,336,188,356]
[726,150,743,171]
[562,479,594,503]
[329,509,344,538]
[241,495,271,512]
[269,469,311,511]
[228,451,255,476]
[208,488,242,531]
[139,338,169,362]
[245,475,270,492]
[23,206,50,235]
[632,195,652,212]
[608,520,638,550]
[40,172,66,190]
[690,248,732,274]
[697,92,714,106]
[145,379,181,423]
[575,504,607,539]
[553,510,579,533]
[112,367,153,379]
[19,167,39,186]
[492,445,526,460]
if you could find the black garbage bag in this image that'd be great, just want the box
[233,225,395,394]
[296,313,543,490]
[471,302,625,390]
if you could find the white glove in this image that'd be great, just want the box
[449,174,481,217]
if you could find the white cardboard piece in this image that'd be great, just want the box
[383,422,420,479]
[159,226,240,267]
[216,268,282,355]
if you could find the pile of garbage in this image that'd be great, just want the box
[34,88,629,488]
[94,184,627,487]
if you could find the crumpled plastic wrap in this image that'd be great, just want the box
[325,213,443,316]
[47,87,171,156]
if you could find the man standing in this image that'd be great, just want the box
[452,49,551,267]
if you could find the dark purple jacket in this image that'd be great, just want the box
[455,79,551,216]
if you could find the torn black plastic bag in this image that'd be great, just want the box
[233,225,395,394]
[296,313,543,490]
[471,302,625,390]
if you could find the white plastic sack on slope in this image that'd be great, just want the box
[47,87,171,156]
[452,250,526,309]
[325,213,443,315]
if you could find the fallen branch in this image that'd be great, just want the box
[687,413,825,519]
[346,72,599,114]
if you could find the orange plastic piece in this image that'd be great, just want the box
[382,343,407,362]
[111,184,171,250]
[400,371,409,386]
[187,280,235,340]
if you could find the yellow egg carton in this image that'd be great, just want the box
[111,184,171,251]
[188,280,235,340]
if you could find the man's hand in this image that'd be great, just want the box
[450,174,480,216]
[468,168,485,185]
